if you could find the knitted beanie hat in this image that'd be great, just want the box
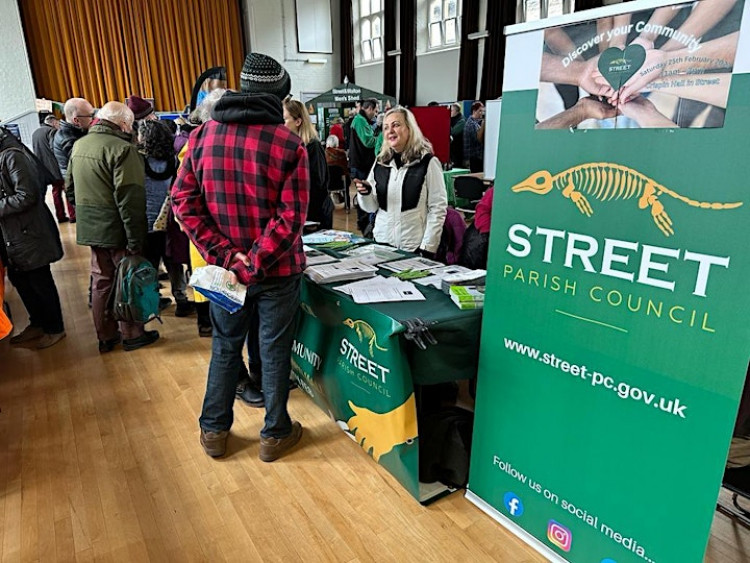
[126,95,154,120]
[239,53,291,100]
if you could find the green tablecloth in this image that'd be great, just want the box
[442,168,470,206]
[291,259,482,502]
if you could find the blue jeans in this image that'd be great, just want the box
[200,274,301,438]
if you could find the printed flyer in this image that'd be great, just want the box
[467,0,750,562]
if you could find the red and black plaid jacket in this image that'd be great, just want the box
[172,95,309,285]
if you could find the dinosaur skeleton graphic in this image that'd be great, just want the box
[512,163,742,236]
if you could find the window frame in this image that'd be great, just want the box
[427,0,460,51]
[357,0,384,64]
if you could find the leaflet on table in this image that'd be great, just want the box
[189,265,247,313]
[413,265,473,289]
[379,256,444,273]
[303,245,339,266]
[305,259,378,284]
[340,243,403,265]
[440,269,487,294]
[333,275,426,304]
[301,229,368,245]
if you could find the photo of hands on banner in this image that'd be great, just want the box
[536,0,744,129]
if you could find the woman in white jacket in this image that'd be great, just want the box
[354,106,447,256]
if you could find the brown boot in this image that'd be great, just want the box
[259,421,303,462]
[200,429,229,457]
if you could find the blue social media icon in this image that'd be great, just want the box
[503,492,524,517]
[601,559,617,563]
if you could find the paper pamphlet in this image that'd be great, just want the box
[303,245,339,266]
[189,265,247,313]
[379,257,444,273]
[334,276,426,304]
[341,244,403,265]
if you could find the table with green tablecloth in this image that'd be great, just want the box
[291,259,482,503]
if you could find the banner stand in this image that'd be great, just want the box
[465,491,568,563]
[466,0,750,560]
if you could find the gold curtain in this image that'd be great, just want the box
[20,0,245,111]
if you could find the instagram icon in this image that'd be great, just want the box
[547,520,572,552]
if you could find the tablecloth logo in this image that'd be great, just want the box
[346,394,418,462]
[511,163,742,237]
[343,318,388,356]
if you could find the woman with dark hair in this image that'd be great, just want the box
[138,120,193,317]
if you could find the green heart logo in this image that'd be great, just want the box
[597,45,647,90]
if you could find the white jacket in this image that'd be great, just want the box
[357,155,448,253]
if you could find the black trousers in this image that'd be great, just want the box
[7,264,64,334]
[469,157,483,174]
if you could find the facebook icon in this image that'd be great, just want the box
[503,492,524,517]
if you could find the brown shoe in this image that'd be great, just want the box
[10,325,44,344]
[259,421,303,462]
[200,429,229,458]
[37,332,66,349]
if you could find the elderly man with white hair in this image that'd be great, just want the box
[66,101,159,353]
[53,97,95,195]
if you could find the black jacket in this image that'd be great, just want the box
[0,132,63,271]
[305,140,332,228]
[32,124,63,183]
[53,120,87,179]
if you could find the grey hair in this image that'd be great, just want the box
[63,97,89,120]
[97,102,134,128]
[325,135,339,148]
[195,88,226,123]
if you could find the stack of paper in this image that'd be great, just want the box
[303,245,339,266]
[414,265,473,289]
[449,285,485,310]
[305,259,378,284]
[302,229,367,245]
[441,269,487,294]
[334,276,426,304]
[341,244,403,266]
[380,256,444,273]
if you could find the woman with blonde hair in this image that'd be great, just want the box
[283,99,332,228]
[355,106,447,255]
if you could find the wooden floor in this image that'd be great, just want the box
[0,201,748,562]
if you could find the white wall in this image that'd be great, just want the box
[242,0,342,99]
[355,63,384,93]
[0,0,37,140]
[416,50,460,104]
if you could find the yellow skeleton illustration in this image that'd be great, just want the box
[512,163,742,237]
[343,318,388,356]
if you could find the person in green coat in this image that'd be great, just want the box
[66,101,159,353]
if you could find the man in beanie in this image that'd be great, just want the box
[126,95,157,126]
[172,52,308,461]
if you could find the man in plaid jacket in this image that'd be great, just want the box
[172,53,309,462]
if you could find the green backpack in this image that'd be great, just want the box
[110,256,161,324]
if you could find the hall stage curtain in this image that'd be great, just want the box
[19,0,244,111]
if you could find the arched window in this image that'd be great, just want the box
[518,0,575,23]
[357,0,384,63]
[428,0,459,50]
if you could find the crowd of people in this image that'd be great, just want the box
[0,51,493,462]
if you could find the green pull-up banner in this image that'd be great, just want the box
[467,0,750,561]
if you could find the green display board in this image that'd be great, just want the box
[467,1,750,561]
